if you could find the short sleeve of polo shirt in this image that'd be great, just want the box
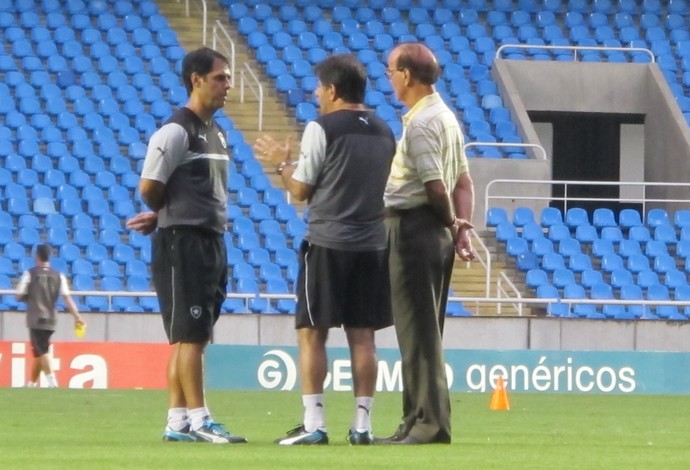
[292,121,327,185]
[140,123,190,184]
[405,122,445,184]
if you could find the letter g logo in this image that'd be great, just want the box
[257,350,297,390]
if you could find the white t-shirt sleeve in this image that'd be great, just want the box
[59,273,71,296]
[292,121,327,185]
[15,271,30,296]
[140,123,189,184]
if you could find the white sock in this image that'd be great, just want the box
[189,407,211,431]
[167,407,189,431]
[353,396,373,431]
[46,374,58,388]
[26,381,37,388]
[302,394,325,432]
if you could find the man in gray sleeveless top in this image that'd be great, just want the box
[255,54,396,446]
[15,244,83,388]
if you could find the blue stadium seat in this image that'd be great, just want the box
[645,240,668,258]
[565,207,589,228]
[525,268,549,289]
[552,268,575,289]
[601,227,623,244]
[531,237,554,257]
[647,208,670,227]
[486,207,508,227]
[654,224,678,244]
[653,254,677,274]
[592,208,617,229]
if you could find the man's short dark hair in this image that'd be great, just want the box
[181,47,229,93]
[314,54,367,104]
[36,244,51,262]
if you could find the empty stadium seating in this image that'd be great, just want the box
[5,0,690,319]
[492,205,690,320]
[0,0,306,314]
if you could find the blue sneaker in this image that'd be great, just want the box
[347,429,374,445]
[163,425,199,442]
[275,425,329,445]
[189,419,247,444]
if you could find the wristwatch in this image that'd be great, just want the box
[276,161,292,175]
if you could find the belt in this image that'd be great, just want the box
[384,205,431,218]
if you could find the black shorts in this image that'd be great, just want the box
[29,329,54,357]
[295,241,392,330]
[152,226,228,344]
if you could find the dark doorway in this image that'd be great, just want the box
[529,111,644,218]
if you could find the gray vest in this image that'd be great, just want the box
[26,266,61,330]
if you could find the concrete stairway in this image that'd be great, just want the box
[155,0,303,200]
[153,1,535,316]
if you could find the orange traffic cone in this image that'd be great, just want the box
[489,376,510,411]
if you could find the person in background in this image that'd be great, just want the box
[15,244,84,388]
[379,42,475,445]
[126,47,246,444]
[254,54,396,446]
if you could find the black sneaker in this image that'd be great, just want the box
[189,419,247,444]
[275,424,329,445]
[347,429,374,445]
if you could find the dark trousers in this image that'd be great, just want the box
[386,205,455,443]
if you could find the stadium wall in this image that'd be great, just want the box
[1,311,690,352]
[484,59,690,225]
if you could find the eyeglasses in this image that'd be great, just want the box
[385,67,405,79]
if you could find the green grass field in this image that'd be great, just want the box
[2,389,689,469]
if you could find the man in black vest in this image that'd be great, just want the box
[126,47,246,444]
[15,244,84,388]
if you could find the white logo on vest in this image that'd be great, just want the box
[217,131,227,149]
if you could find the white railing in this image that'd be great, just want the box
[240,63,264,131]
[467,228,491,297]
[5,289,688,317]
[212,20,236,88]
[182,0,208,45]
[496,271,523,316]
[445,295,690,315]
[495,44,655,63]
[484,179,690,218]
[0,289,292,314]
[464,142,548,160]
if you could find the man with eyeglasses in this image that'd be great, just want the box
[379,42,475,445]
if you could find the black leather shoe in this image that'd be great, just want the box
[373,424,407,444]
[386,435,451,445]
[385,435,423,445]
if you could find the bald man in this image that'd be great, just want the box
[379,42,475,444]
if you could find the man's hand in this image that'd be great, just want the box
[126,212,158,235]
[452,219,475,261]
[253,134,292,166]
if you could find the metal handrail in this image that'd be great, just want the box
[495,44,655,63]
[240,63,264,131]
[183,0,208,45]
[212,20,236,88]
[484,179,690,219]
[464,142,548,160]
[466,228,491,297]
[0,289,291,314]
[496,271,522,316]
